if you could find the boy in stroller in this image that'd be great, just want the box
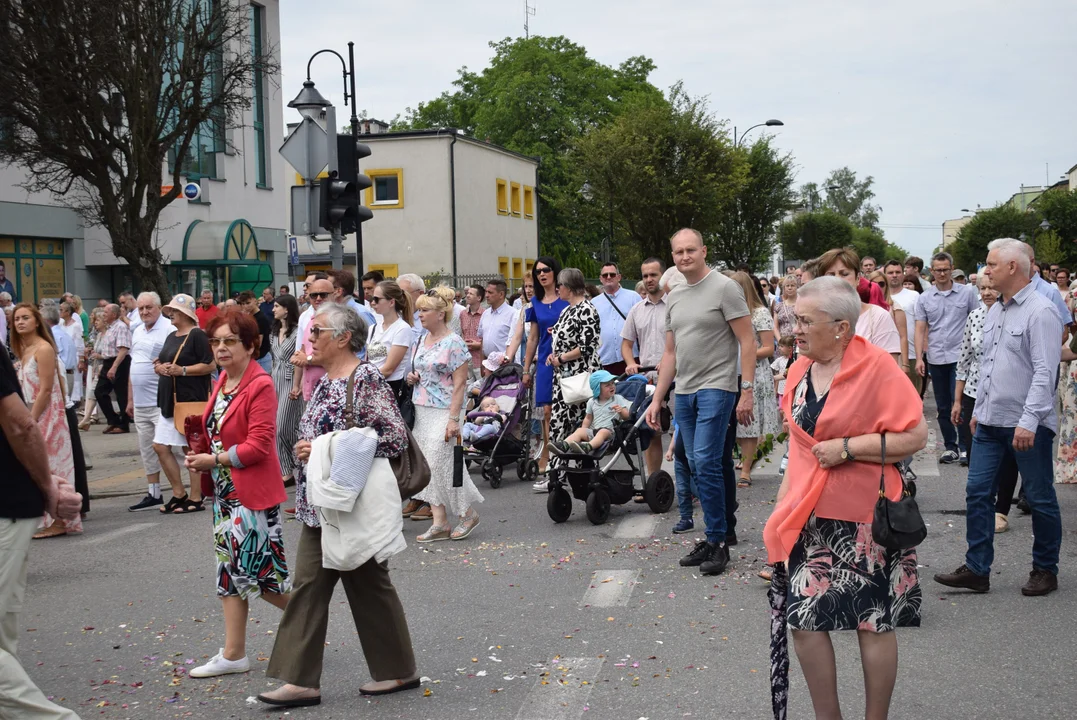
[552,370,629,455]
[461,396,506,445]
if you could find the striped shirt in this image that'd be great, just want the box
[972,282,1061,434]
[99,319,132,358]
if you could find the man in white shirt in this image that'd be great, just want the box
[477,277,515,376]
[397,273,427,342]
[595,262,643,375]
[884,260,921,393]
[125,292,178,512]
[119,291,142,331]
[295,272,329,344]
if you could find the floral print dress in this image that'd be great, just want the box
[208,389,290,599]
[737,305,781,439]
[785,372,921,633]
[548,300,601,469]
[1055,293,1077,484]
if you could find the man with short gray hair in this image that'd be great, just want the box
[94,303,133,433]
[126,292,176,511]
[935,237,1063,597]
[397,273,427,340]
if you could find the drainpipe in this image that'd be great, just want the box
[449,130,459,278]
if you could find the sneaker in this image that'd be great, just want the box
[410,503,433,521]
[995,513,1009,533]
[725,530,739,547]
[671,518,694,534]
[577,441,593,453]
[679,540,713,567]
[1021,569,1058,597]
[958,451,969,467]
[939,450,959,464]
[402,499,424,518]
[532,479,549,494]
[567,441,584,454]
[128,494,163,512]
[699,542,731,576]
[551,440,569,455]
[1016,496,1031,515]
[189,649,250,678]
[933,564,990,593]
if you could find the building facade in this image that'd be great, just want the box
[0,0,289,305]
[941,215,973,248]
[288,128,539,289]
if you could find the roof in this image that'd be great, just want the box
[354,128,540,165]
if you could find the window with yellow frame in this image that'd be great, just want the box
[510,182,522,217]
[368,263,398,279]
[498,256,510,278]
[523,186,535,219]
[365,169,404,209]
[496,179,509,215]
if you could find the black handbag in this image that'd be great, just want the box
[395,381,415,429]
[871,432,927,551]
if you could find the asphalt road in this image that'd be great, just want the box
[19,393,1077,719]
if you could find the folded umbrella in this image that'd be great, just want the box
[452,435,464,488]
[769,562,789,720]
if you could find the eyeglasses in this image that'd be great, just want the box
[371,296,388,304]
[931,268,951,274]
[793,315,839,330]
[209,336,240,347]
[535,267,553,275]
[308,291,330,300]
[600,272,618,279]
[309,324,338,339]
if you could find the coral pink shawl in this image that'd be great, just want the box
[763,336,922,563]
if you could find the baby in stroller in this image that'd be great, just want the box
[552,370,629,455]
[461,396,507,445]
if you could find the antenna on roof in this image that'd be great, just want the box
[525,0,536,39]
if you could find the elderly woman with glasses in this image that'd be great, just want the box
[764,277,927,720]
[259,303,417,709]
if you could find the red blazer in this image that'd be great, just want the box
[202,359,286,511]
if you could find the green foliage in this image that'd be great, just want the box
[560,84,742,268]
[779,209,855,261]
[849,227,908,267]
[951,204,1041,271]
[708,137,797,272]
[394,36,664,264]
[822,167,882,229]
[1035,229,1065,266]
[1034,189,1077,265]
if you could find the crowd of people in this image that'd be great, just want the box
[2,232,1075,718]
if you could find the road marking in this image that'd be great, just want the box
[579,569,640,608]
[515,656,603,720]
[612,513,659,538]
[911,427,940,477]
[82,522,156,547]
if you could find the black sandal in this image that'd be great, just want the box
[173,497,205,514]
[159,495,188,513]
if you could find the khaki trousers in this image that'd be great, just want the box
[905,364,923,394]
[0,518,81,719]
[266,524,416,689]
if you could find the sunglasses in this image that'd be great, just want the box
[309,325,337,339]
[209,337,240,347]
[371,296,388,304]
[308,291,330,300]
[535,267,553,275]
[600,272,618,279]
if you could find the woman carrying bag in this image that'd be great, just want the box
[154,293,214,513]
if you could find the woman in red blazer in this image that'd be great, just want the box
[184,309,290,680]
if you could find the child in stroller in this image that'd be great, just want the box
[461,396,506,445]
[551,370,629,455]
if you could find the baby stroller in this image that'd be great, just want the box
[546,370,675,525]
[462,363,538,488]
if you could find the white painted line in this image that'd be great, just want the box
[81,522,156,547]
[612,513,659,538]
[515,656,603,720]
[579,569,640,608]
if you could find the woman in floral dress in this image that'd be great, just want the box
[11,303,82,538]
[547,268,600,471]
[731,273,780,487]
[408,285,483,542]
[1055,285,1077,484]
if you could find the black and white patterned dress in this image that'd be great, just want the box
[271,328,304,478]
[548,300,601,468]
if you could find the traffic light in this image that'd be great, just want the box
[319,137,374,235]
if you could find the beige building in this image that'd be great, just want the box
[941,215,973,248]
[291,128,539,288]
[0,1,289,304]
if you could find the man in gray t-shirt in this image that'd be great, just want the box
[646,229,758,578]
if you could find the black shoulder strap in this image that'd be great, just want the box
[603,293,627,321]
[878,432,887,496]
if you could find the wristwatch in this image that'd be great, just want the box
[841,437,855,461]
[741,380,754,391]
[306,354,314,363]
[182,366,187,377]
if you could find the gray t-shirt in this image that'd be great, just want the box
[665,270,749,395]
[586,394,630,431]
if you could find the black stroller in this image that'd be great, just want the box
[462,363,539,488]
[545,371,675,525]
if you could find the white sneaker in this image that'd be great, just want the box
[532,479,549,493]
[189,649,250,678]
[995,513,1009,534]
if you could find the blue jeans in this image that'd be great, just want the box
[673,429,697,521]
[927,362,961,452]
[257,354,273,374]
[965,424,1062,576]
[674,389,736,543]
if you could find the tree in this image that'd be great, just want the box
[708,137,796,272]
[1035,229,1065,267]
[950,204,1041,271]
[779,210,855,262]
[0,0,274,298]
[560,84,742,268]
[395,36,663,263]
[1034,188,1077,266]
[822,167,882,229]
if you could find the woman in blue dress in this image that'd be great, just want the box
[505,256,567,487]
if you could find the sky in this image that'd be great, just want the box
[279,0,1077,261]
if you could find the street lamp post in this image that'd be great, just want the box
[579,182,612,264]
[288,42,362,272]
[733,118,783,148]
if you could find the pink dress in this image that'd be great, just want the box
[17,352,82,533]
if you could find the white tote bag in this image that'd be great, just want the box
[559,371,592,405]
